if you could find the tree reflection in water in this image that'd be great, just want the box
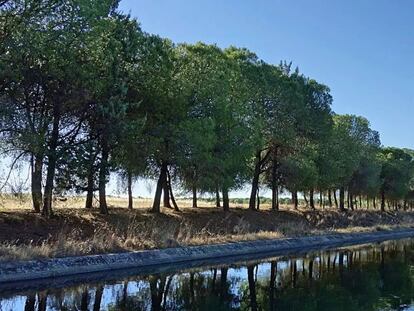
[2,239,414,311]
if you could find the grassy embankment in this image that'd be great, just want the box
[1,195,414,261]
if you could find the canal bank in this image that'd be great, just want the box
[1,228,414,284]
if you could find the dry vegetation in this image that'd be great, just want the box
[1,195,414,261]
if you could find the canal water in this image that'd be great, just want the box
[0,238,413,310]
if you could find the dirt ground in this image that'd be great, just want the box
[1,196,414,260]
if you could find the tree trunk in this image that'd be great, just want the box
[271,185,277,210]
[215,187,221,207]
[211,269,217,293]
[309,189,315,210]
[31,154,43,213]
[269,262,277,311]
[347,190,350,209]
[121,282,128,308]
[339,187,345,211]
[24,294,36,311]
[192,184,197,208]
[381,190,385,212]
[42,106,61,217]
[220,268,228,300]
[127,171,133,210]
[349,192,354,211]
[308,260,313,282]
[271,147,279,211]
[93,286,104,311]
[163,170,171,208]
[373,196,377,209]
[189,273,195,305]
[276,187,279,209]
[85,188,94,209]
[222,187,230,211]
[247,265,258,311]
[328,190,332,208]
[303,192,309,207]
[291,260,297,288]
[85,164,94,209]
[80,288,89,311]
[38,293,47,311]
[149,276,165,311]
[249,151,261,210]
[293,191,298,209]
[167,169,179,211]
[334,189,338,208]
[151,162,168,213]
[98,141,109,215]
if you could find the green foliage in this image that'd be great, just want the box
[379,148,414,200]
[280,141,319,192]
[328,115,381,188]
[1,1,414,214]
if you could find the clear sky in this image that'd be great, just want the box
[113,0,414,197]
[118,0,414,150]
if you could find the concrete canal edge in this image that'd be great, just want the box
[1,228,414,283]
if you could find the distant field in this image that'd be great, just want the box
[0,194,288,211]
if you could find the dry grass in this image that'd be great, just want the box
[0,217,305,261]
[1,195,414,261]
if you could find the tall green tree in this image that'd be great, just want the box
[0,0,121,215]
[137,36,187,213]
[379,148,413,211]
[329,115,381,211]
[83,13,143,214]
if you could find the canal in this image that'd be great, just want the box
[1,238,413,310]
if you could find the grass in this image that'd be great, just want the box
[1,194,414,261]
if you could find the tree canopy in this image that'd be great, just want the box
[1,0,414,216]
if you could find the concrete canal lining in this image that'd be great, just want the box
[1,228,414,283]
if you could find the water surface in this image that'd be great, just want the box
[1,238,414,310]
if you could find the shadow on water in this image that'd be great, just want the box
[1,238,414,310]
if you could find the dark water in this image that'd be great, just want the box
[1,239,414,311]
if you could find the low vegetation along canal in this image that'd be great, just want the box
[1,238,414,310]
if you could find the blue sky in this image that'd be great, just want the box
[119,0,414,149]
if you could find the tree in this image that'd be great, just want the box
[111,110,146,210]
[328,115,381,211]
[204,46,253,211]
[137,36,187,213]
[174,44,229,208]
[81,12,143,214]
[260,70,333,211]
[280,140,318,209]
[379,148,413,211]
[0,0,121,215]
